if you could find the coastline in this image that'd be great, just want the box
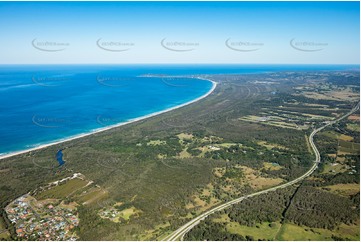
[0,78,217,160]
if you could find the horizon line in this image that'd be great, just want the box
[0,63,359,66]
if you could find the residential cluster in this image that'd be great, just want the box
[5,194,79,240]
[99,207,121,222]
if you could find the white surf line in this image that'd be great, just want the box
[0,77,217,160]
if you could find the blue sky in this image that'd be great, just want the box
[0,1,359,64]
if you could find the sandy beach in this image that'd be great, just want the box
[0,78,217,160]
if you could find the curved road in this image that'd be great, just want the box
[164,102,360,241]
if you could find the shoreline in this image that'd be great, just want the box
[0,77,217,160]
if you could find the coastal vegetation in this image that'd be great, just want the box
[0,70,359,240]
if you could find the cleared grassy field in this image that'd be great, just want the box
[147,140,166,146]
[321,131,354,141]
[298,88,359,101]
[338,140,360,154]
[241,165,284,190]
[277,223,331,240]
[277,223,360,241]
[324,183,360,197]
[35,178,88,200]
[76,187,108,205]
[348,114,360,121]
[177,148,192,158]
[139,222,171,240]
[177,133,194,140]
[263,162,283,171]
[226,221,281,240]
[346,123,360,132]
[257,141,288,150]
[239,116,308,130]
[321,162,348,174]
[119,206,141,220]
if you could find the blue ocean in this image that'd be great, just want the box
[0,64,358,155]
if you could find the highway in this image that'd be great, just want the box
[164,102,360,241]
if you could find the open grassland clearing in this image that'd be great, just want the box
[257,141,288,150]
[186,183,221,212]
[77,187,108,205]
[176,148,192,158]
[177,132,223,144]
[346,123,360,132]
[348,114,360,121]
[187,193,221,213]
[138,222,171,240]
[277,222,360,241]
[322,183,360,197]
[321,162,349,174]
[215,165,284,191]
[321,131,341,139]
[338,140,360,155]
[262,162,283,171]
[213,167,225,178]
[236,104,335,130]
[176,133,194,141]
[119,207,142,220]
[239,115,308,130]
[338,134,354,142]
[319,130,359,159]
[244,171,284,190]
[147,140,166,146]
[295,85,359,101]
[174,132,246,159]
[226,221,282,240]
[217,142,240,148]
[302,103,341,111]
[33,174,109,207]
[35,177,89,200]
[271,109,333,121]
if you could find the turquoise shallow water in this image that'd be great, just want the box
[0,64,358,155]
